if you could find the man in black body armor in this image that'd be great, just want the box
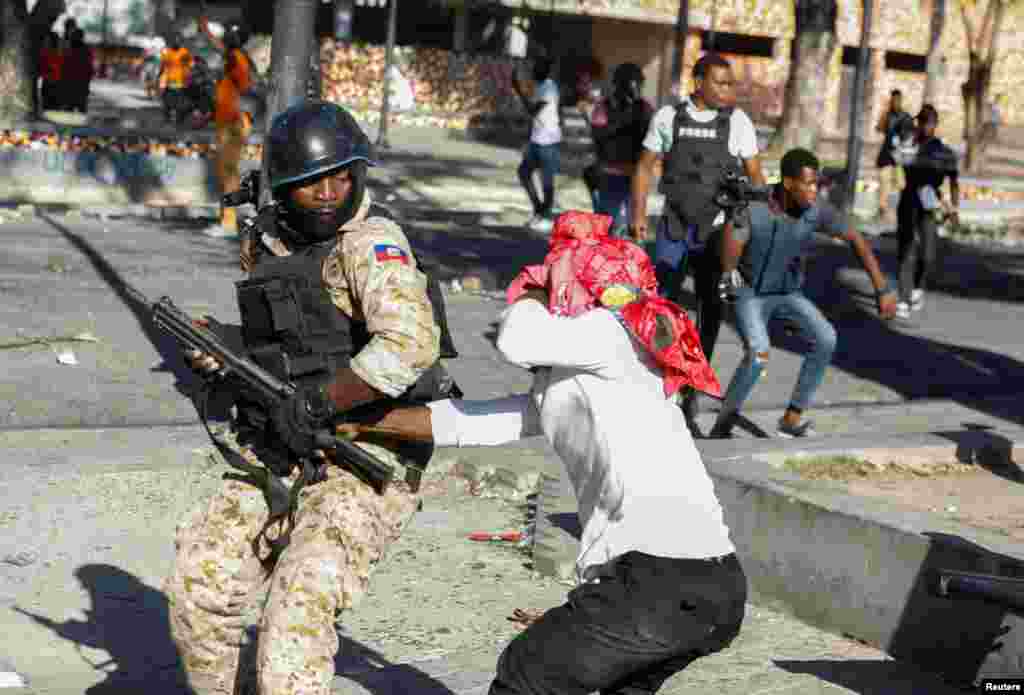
[164,100,460,695]
[578,62,655,237]
[629,53,765,434]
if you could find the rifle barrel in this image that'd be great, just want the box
[934,569,1024,613]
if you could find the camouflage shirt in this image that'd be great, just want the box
[260,189,440,397]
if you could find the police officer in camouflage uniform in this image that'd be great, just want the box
[164,100,458,695]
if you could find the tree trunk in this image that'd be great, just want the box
[770,0,838,154]
[0,1,34,122]
[259,0,318,206]
[960,0,1005,173]
[0,0,65,122]
[922,0,947,104]
[669,0,689,99]
[153,0,178,41]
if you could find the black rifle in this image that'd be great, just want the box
[714,169,772,213]
[223,169,261,208]
[931,569,1024,614]
[151,295,394,494]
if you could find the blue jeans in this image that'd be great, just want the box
[719,291,837,418]
[518,142,561,217]
[594,174,632,238]
[653,217,689,304]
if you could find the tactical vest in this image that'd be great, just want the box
[234,205,460,439]
[658,104,741,243]
[594,100,650,166]
[738,203,816,296]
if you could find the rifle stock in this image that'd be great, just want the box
[151,295,394,492]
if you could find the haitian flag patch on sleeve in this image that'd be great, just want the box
[374,244,409,265]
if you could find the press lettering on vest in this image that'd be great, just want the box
[677,127,716,139]
[374,244,409,265]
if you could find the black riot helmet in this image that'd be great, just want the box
[611,62,645,103]
[267,100,378,244]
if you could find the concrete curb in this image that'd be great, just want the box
[706,430,1024,683]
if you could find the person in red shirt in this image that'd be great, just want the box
[199,16,254,238]
[39,32,64,112]
[61,28,94,113]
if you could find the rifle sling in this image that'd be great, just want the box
[195,379,324,568]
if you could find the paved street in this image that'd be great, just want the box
[1,81,1023,693]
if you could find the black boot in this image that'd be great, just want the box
[708,411,737,439]
[681,388,702,438]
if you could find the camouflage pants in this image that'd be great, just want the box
[165,447,417,695]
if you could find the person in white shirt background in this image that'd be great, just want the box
[336,211,747,695]
[512,57,563,233]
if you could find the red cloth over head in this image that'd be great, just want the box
[506,211,720,398]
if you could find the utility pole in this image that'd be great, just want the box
[260,0,318,206]
[669,0,689,102]
[102,0,110,77]
[842,0,874,218]
[377,0,399,149]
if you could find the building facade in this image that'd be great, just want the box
[503,0,1023,144]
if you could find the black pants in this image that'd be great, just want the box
[896,190,938,302]
[654,230,725,363]
[490,551,747,695]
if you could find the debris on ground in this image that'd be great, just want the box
[0,332,99,351]
[468,531,522,543]
[782,454,978,481]
[3,550,39,567]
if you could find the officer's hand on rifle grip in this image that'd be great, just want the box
[273,385,338,458]
[185,349,224,377]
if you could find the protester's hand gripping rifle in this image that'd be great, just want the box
[150,295,394,493]
[931,569,1024,614]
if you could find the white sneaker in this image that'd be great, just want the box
[201,224,239,239]
[910,289,925,311]
[896,301,911,319]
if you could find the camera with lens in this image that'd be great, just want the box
[223,170,262,208]
[713,170,771,212]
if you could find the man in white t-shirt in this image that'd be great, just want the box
[335,212,746,695]
[512,57,562,233]
[630,53,764,435]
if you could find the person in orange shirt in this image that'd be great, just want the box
[158,34,194,124]
[199,16,253,238]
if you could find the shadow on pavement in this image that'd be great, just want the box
[333,638,470,695]
[935,425,1024,484]
[13,564,187,694]
[888,532,1024,687]
[39,213,202,405]
[773,658,970,694]
[14,564,465,695]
